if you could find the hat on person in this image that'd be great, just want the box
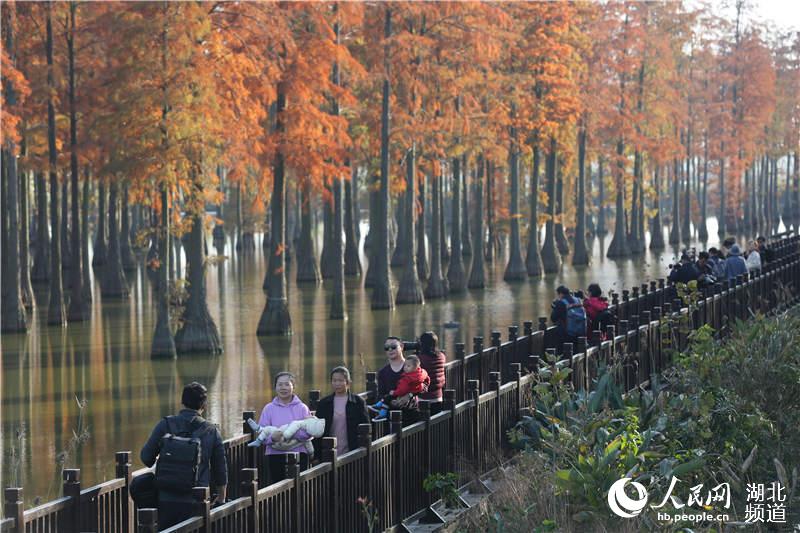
[729,244,742,256]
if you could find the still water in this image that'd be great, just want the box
[1,218,735,502]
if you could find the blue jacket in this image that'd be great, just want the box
[723,255,747,281]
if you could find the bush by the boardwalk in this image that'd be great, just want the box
[460,311,800,532]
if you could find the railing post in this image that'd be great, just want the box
[457,342,467,401]
[577,336,588,392]
[510,363,523,412]
[243,410,258,469]
[538,316,547,333]
[309,390,320,412]
[136,508,158,533]
[241,468,259,533]
[468,379,481,471]
[286,454,300,533]
[366,372,378,403]
[442,390,457,474]
[419,400,433,485]
[507,326,519,378]
[116,451,133,533]
[192,486,211,533]
[320,438,338,530]
[4,488,23,533]
[489,372,502,456]
[358,423,373,503]
[490,331,502,383]
[390,410,404,516]
[63,469,81,533]
[523,321,533,336]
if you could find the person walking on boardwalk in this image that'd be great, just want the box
[140,382,228,529]
[254,372,314,483]
[314,366,370,458]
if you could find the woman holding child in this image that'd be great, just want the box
[315,366,370,457]
[255,371,313,483]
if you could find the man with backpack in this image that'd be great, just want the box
[550,286,587,356]
[140,382,228,528]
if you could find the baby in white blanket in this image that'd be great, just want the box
[246,417,325,454]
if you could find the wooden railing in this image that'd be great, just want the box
[2,233,798,533]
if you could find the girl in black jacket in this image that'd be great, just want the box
[314,366,370,458]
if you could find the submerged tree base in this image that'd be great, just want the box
[257,297,292,336]
[175,310,223,355]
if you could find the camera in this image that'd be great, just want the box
[403,339,420,353]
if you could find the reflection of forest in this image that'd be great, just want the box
[1,222,749,503]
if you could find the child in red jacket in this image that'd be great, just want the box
[369,355,430,421]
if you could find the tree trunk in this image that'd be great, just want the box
[101,180,129,298]
[65,0,86,321]
[526,145,543,277]
[440,171,449,264]
[20,169,35,308]
[397,145,424,304]
[586,158,595,237]
[596,158,606,236]
[447,154,467,291]
[1,150,27,332]
[628,151,644,253]
[416,172,429,281]
[649,165,665,250]
[461,155,472,258]
[682,134,692,243]
[425,173,448,299]
[175,178,223,354]
[554,162,570,257]
[572,126,590,266]
[607,138,631,258]
[698,133,709,241]
[151,185,176,357]
[669,158,682,245]
[321,187,337,277]
[485,161,495,264]
[468,157,486,289]
[258,81,292,333]
[390,191,406,267]
[119,184,135,270]
[344,167,361,276]
[718,153,726,237]
[295,185,321,283]
[46,3,65,326]
[371,7,395,310]
[330,169,348,318]
[541,137,562,272]
[235,183,244,252]
[32,170,49,282]
[81,169,91,303]
[504,138,526,281]
[364,173,379,288]
[792,151,799,224]
[92,180,107,267]
[61,179,71,271]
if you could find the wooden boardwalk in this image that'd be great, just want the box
[3,233,799,533]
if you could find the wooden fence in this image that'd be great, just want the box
[2,233,798,533]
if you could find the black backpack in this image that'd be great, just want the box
[155,416,208,493]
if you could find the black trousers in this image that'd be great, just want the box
[267,452,309,484]
[158,499,195,529]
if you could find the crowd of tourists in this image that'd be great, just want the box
[548,236,775,354]
[133,333,447,528]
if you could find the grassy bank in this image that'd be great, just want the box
[457,310,800,532]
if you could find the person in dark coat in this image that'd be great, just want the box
[141,382,228,529]
[668,253,700,284]
[550,286,584,354]
[314,366,370,458]
[418,331,446,409]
